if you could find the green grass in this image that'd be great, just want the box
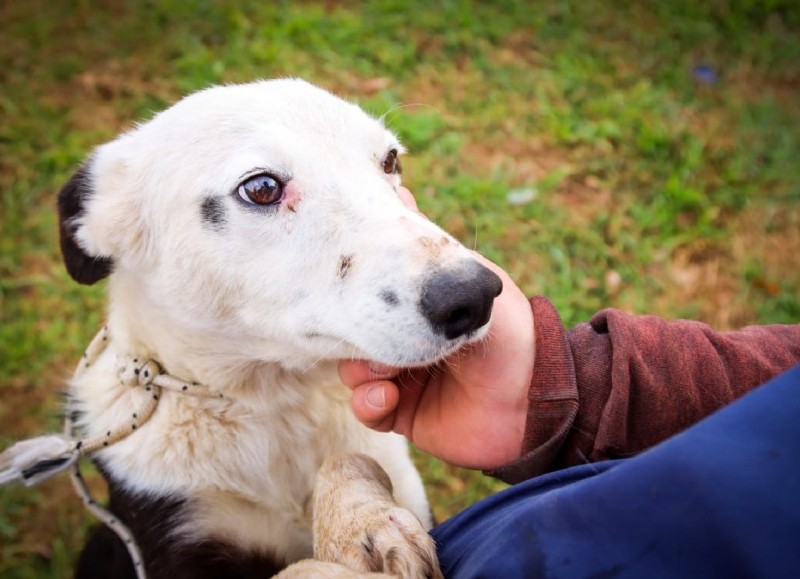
[2,0,799,575]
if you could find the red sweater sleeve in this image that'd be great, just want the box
[490,297,800,484]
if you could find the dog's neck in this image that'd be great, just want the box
[105,276,338,398]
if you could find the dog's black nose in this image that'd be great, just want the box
[419,261,503,340]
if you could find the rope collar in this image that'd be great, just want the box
[0,325,226,579]
[67,325,228,460]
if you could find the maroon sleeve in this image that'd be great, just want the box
[489,296,800,484]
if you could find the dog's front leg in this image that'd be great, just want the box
[308,453,442,579]
[275,453,441,578]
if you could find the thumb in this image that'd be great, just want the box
[349,380,400,432]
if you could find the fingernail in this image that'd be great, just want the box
[366,385,386,409]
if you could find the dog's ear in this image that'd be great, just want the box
[57,163,115,285]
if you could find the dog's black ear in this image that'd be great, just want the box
[57,163,114,285]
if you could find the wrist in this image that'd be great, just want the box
[485,297,577,484]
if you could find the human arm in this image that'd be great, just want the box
[492,298,800,483]
[343,289,800,483]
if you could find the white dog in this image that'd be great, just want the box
[55,79,502,578]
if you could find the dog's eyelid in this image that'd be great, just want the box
[382,149,402,175]
[236,167,291,184]
[387,145,405,157]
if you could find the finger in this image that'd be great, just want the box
[349,380,401,432]
[389,369,431,438]
[338,359,400,389]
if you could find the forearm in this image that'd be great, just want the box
[489,297,800,484]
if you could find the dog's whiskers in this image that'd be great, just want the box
[379,102,440,125]
[301,337,348,374]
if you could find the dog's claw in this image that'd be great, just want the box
[362,506,442,579]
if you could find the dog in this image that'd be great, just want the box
[55,78,502,578]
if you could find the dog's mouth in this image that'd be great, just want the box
[302,320,490,369]
[389,344,478,370]
[368,319,495,368]
[299,259,502,369]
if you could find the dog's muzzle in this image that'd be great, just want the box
[419,261,503,340]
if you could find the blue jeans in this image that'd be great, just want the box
[431,365,800,578]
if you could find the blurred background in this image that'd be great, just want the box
[1,1,798,575]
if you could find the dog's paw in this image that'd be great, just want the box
[312,454,443,579]
[275,559,393,578]
[355,505,442,579]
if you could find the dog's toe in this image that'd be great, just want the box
[360,506,442,579]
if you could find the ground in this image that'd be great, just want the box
[1,1,798,576]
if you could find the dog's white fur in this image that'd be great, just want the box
[66,79,491,569]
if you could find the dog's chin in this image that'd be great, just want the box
[294,322,491,370]
[355,326,490,369]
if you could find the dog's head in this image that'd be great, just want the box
[58,79,501,368]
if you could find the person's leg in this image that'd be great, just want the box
[431,365,800,578]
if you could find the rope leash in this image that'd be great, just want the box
[0,325,227,579]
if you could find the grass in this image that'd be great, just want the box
[1,0,799,575]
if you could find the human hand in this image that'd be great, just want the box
[338,188,535,470]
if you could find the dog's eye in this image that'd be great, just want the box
[237,174,283,206]
[382,149,401,175]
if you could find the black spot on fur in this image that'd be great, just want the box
[338,254,353,279]
[201,196,227,230]
[380,289,399,307]
[57,162,115,285]
[74,463,284,579]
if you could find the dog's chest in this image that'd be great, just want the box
[74,353,370,556]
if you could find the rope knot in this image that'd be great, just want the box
[118,358,161,388]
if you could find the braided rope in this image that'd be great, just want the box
[64,325,148,578]
[0,325,231,576]
[57,325,227,579]
[66,326,226,456]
